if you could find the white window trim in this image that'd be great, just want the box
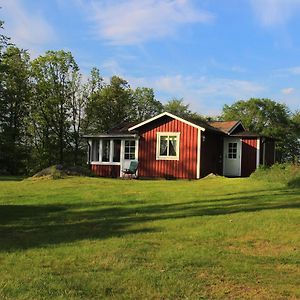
[90,139,122,164]
[156,132,180,161]
[124,140,136,160]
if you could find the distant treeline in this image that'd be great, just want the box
[0,20,299,175]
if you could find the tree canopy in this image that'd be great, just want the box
[222,98,300,162]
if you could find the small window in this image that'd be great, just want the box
[156,133,180,160]
[124,140,135,160]
[228,142,237,159]
[102,139,110,162]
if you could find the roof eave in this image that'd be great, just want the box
[83,134,139,139]
[128,112,206,132]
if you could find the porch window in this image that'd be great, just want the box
[124,140,135,160]
[113,140,121,162]
[102,139,110,162]
[156,132,180,160]
[228,142,237,159]
[91,140,99,161]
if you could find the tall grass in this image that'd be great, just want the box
[251,163,300,187]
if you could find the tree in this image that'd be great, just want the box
[85,75,133,133]
[163,98,206,123]
[0,46,31,174]
[164,98,192,118]
[68,67,103,164]
[132,87,163,121]
[30,50,79,166]
[222,98,299,162]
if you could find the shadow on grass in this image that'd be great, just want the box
[287,177,300,188]
[0,188,299,251]
[0,176,25,182]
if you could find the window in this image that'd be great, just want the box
[156,133,180,160]
[228,142,237,159]
[124,140,135,160]
[113,140,121,162]
[91,140,99,161]
[102,139,110,162]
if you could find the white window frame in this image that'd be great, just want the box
[156,132,180,161]
[227,142,238,159]
[124,140,136,160]
[90,139,121,165]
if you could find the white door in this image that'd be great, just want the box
[223,138,241,177]
[120,139,138,176]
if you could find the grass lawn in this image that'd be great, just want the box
[0,176,299,299]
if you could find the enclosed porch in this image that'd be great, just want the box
[85,134,139,178]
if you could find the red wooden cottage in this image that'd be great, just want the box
[84,112,275,179]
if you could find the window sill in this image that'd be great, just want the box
[90,162,121,165]
[156,156,179,161]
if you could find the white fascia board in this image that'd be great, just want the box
[227,121,245,135]
[83,134,138,138]
[128,112,206,132]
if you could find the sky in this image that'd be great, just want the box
[1,0,300,116]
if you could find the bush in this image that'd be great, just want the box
[251,163,300,187]
[31,165,94,179]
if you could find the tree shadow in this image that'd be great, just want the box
[0,188,299,251]
[0,176,25,181]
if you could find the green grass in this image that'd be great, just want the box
[0,176,299,299]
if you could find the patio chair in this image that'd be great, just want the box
[122,161,139,179]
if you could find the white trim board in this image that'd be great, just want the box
[128,112,206,132]
[227,121,245,135]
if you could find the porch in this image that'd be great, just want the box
[85,134,139,178]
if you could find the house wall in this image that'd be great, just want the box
[241,138,257,177]
[91,164,120,178]
[264,140,275,166]
[200,132,223,177]
[137,116,198,179]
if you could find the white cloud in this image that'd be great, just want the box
[1,0,56,56]
[128,74,266,114]
[287,66,300,74]
[281,87,295,94]
[250,0,300,26]
[81,0,214,45]
[102,59,124,76]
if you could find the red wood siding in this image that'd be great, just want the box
[200,132,223,177]
[91,164,120,178]
[241,138,257,177]
[137,116,198,179]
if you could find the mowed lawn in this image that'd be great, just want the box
[0,176,299,299]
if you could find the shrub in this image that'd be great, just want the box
[251,163,300,187]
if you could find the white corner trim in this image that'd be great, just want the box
[128,112,206,132]
[256,138,260,168]
[196,129,201,179]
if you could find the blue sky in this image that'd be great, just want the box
[1,0,300,115]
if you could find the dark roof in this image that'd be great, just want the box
[185,117,225,134]
[107,121,138,134]
[230,131,276,140]
[208,121,240,134]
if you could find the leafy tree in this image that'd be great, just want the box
[68,68,103,164]
[132,87,163,121]
[222,98,299,162]
[164,98,206,123]
[30,50,79,166]
[85,75,133,133]
[164,98,192,118]
[0,46,31,174]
